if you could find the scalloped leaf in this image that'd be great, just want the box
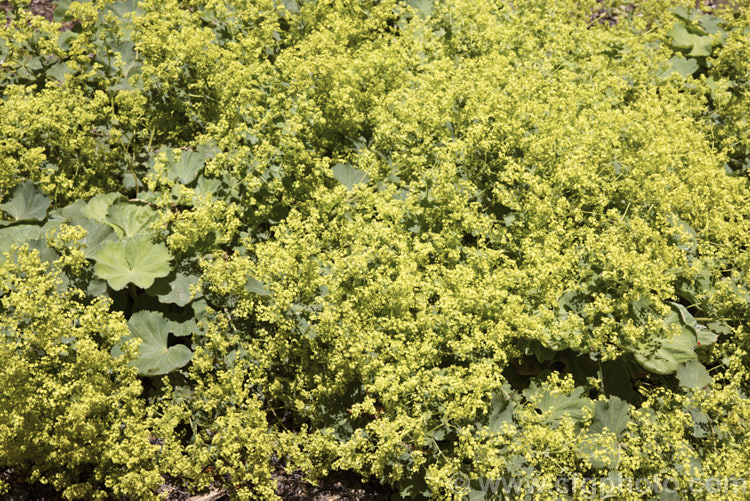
[52,200,117,258]
[0,181,50,221]
[167,150,206,185]
[590,396,630,438]
[407,0,435,17]
[153,272,201,306]
[668,55,699,77]
[634,304,699,375]
[119,311,192,376]
[245,275,270,296]
[332,163,369,191]
[105,203,159,237]
[81,193,127,223]
[488,387,516,433]
[676,361,712,390]
[523,383,593,424]
[93,236,172,290]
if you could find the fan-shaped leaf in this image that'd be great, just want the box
[106,203,159,237]
[590,396,630,438]
[667,23,696,50]
[577,434,620,470]
[195,175,222,198]
[523,383,593,424]
[0,181,50,221]
[246,275,270,296]
[407,0,435,17]
[170,318,199,337]
[81,193,127,223]
[52,200,117,258]
[634,304,700,375]
[117,311,192,376]
[668,55,699,77]
[93,236,172,290]
[332,163,370,191]
[153,272,201,306]
[488,388,516,433]
[169,150,205,185]
[676,361,713,390]
[0,225,44,263]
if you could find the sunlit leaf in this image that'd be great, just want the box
[167,150,206,185]
[115,311,192,376]
[0,181,50,221]
[105,203,159,237]
[332,163,369,191]
[590,396,630,438]
[81,193,127,223]
[676,361,712,390]
[93,236,172,290]
[246,275,270,296]
[668,55,699,77]
[152,272,201,306]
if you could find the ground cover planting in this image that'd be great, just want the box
[1,0,750,499]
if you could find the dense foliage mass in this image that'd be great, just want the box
[1,0,750,498]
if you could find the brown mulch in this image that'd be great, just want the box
[2,467,393,501]
[1,0,55,21]
[272,466,392,501]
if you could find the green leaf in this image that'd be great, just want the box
[281,0,299,13]
[0,225,44,259]
[246,275,270,296]
[671,6,694,22]
[105,203,159,237]
[577,434,620,469]
[676,361,712,390]
[116,41,141,77]
[106,0,142,19]
[93,236,172,290]
[81,193,127,223]
[698,14,725,35]
[170,318,199,337]
[153,272,201,306]
[488,387,516,433]
[688,36,712,57]
[707,321,731,334]
[47,61,69,82]
[668,55,699,77]
[195,175,222,198]
[688,407,711,438]
[52,201,118,259]
[332,163,370,191]
[122,311,192,376]
[590,396,630,438]
[669,301,697,328]
[0,181,51,221]
[79,221,117,259]
[53,0,73,22]
[524,383,593,424]
[406,0,435,17]
[666,22,712,57]
[167,150,206,185]
[667,23,696,50]
[87,278,108,297]
[634,304,699,375]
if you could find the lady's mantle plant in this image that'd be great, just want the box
[1,0,749,499]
